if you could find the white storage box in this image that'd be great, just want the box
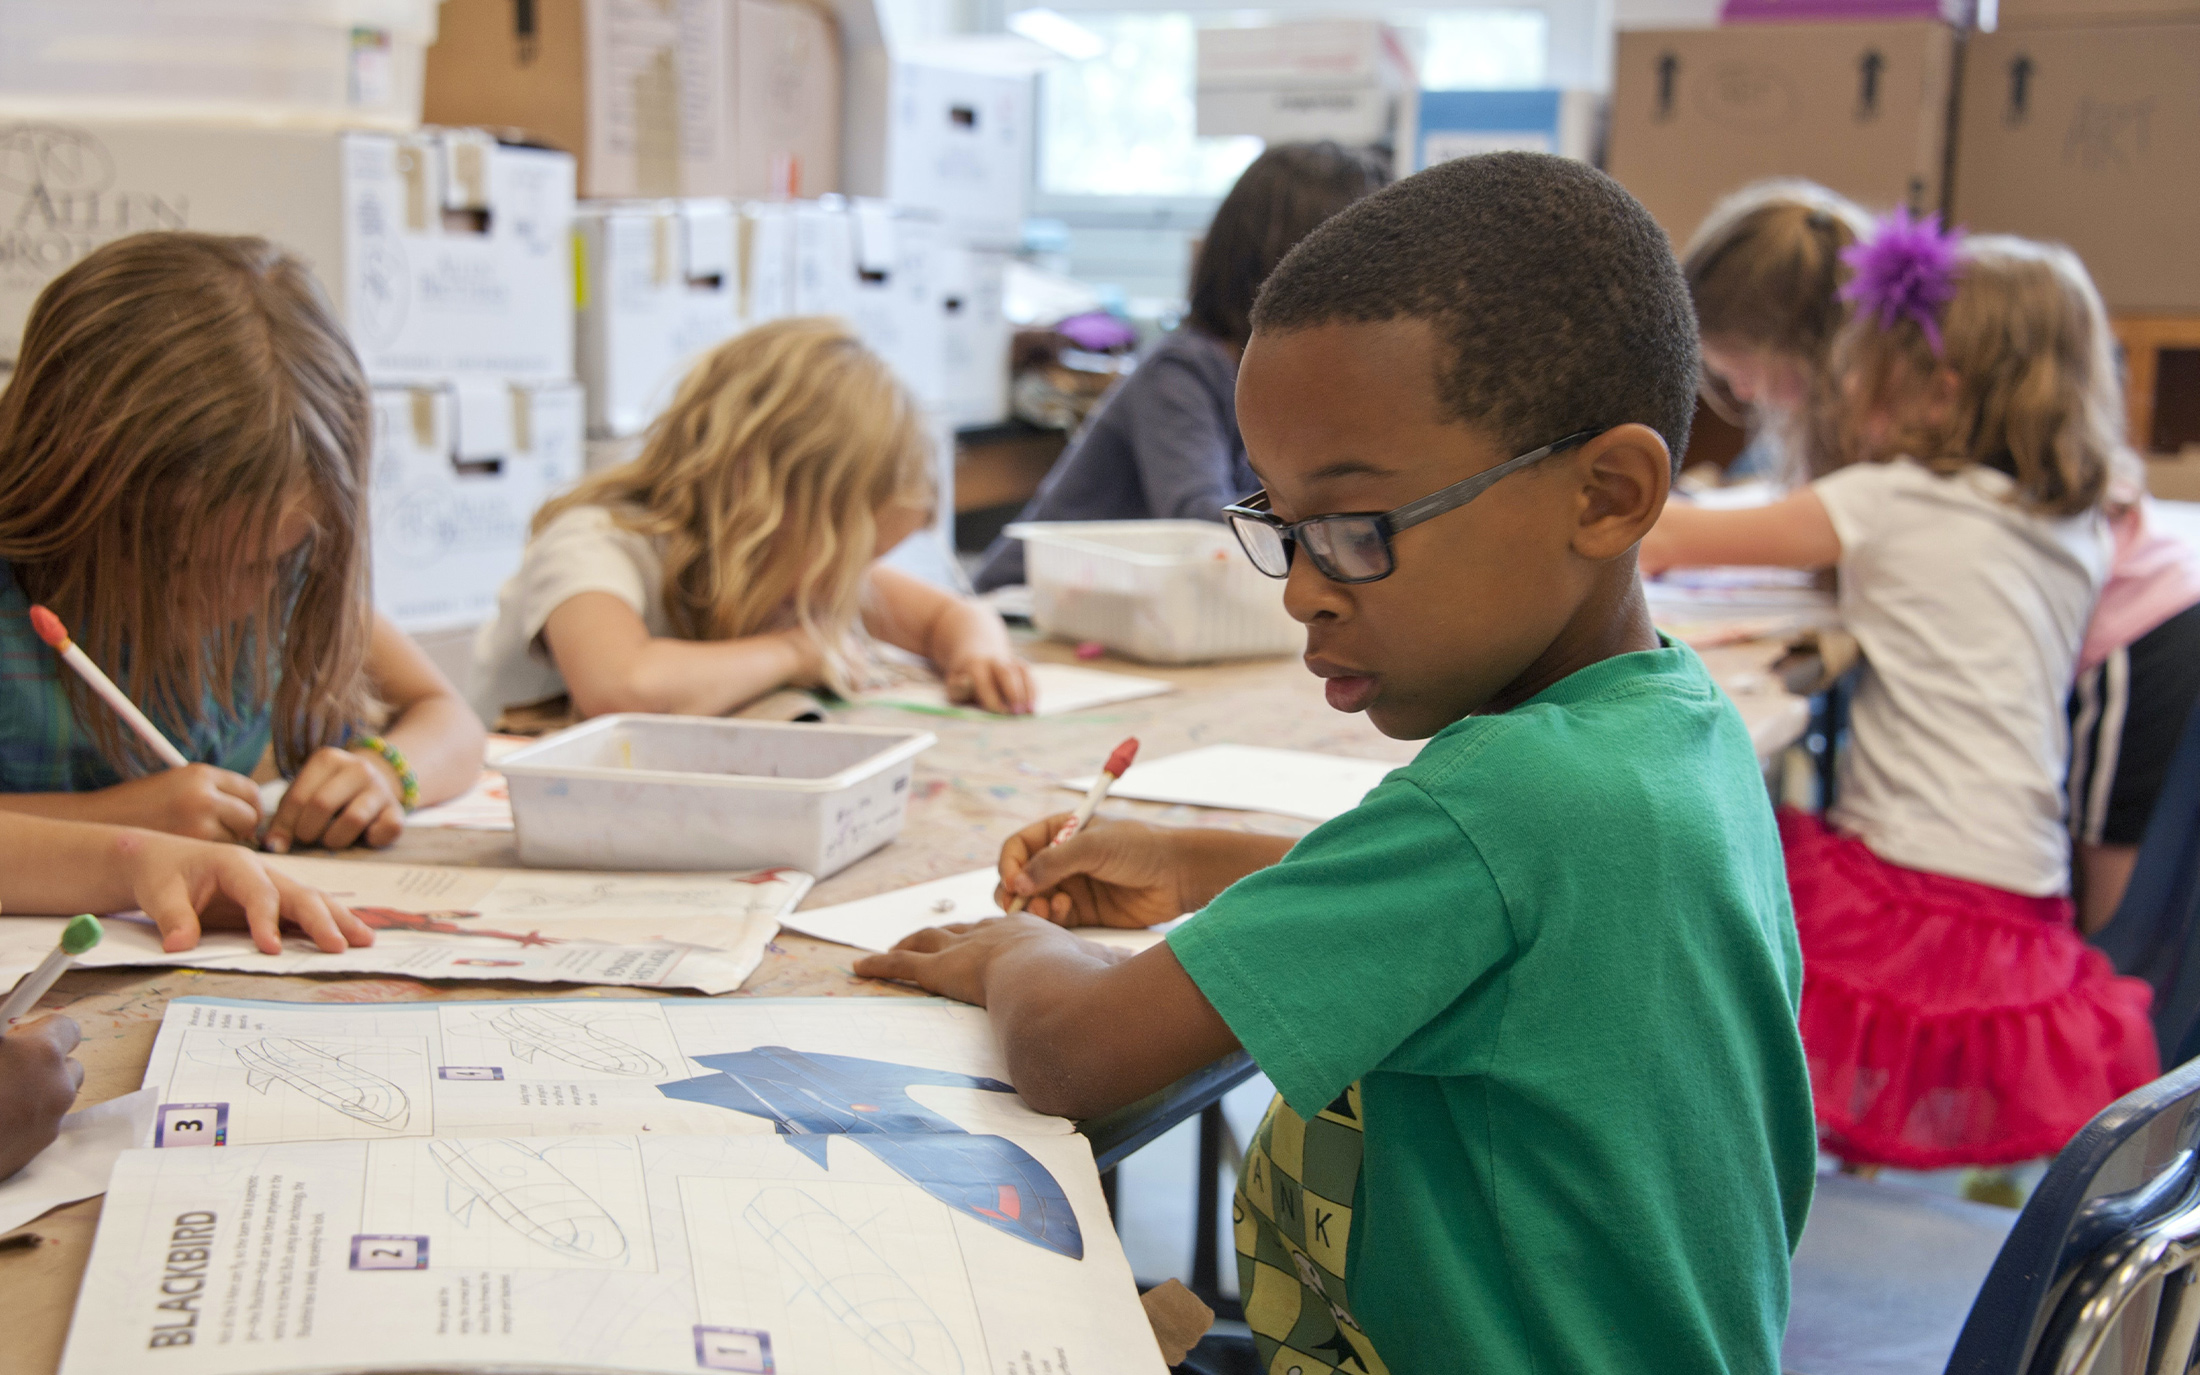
[577,199,742,438]
[1195,21,1415,145]
[498,715,936,875]
[1009,521,1302,664]
[0,0,438,131]
[0,122,575,380]
[370,379,584,633]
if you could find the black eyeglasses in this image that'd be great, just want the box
[1222,430,1596,584]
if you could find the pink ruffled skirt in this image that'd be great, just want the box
[1782,809,2160,1168]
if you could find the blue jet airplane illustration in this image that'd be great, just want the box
[657,1046,1083,1260]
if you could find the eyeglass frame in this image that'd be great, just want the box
[1221,429,1599,584]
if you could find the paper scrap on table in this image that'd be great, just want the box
[402,769,513,829]
[862,662,1174,718]
[785,867,1180,956]
[0,857,812,995]
[1067,743,1399,823]
[0,1088,157,1235]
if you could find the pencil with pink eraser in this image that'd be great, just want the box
[29,605,191,769]
[1006,736,1139,916]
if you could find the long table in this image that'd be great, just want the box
[0,634,1809,1374]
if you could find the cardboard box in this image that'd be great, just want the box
[0,122,574,381]
[938,248,1012,428]
[1996,0,2199,27]
[1954,24,2200,312]
[423,0,839,200]
[576,200,743,438]
[1405,89,1603,175]
[1607,23,1958,244]
[1195,21,1415,146]
[371,380,585,632]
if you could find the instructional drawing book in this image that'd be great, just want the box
[68,996,1167,1373]
[61,1131,1162,1375]
[139,996,1069,1146]
[0,859,811,995]
[1067,743,1401,822]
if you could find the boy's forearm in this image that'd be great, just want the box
[982,931,1241,1121]
[1169,829,1295,910]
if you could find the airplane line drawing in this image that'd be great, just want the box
[428,1138,630,1264]
[480,1005,668,1077]
[745,1186,966,1375]
[235,1037,411,1131]
[658,1047,1083,1259]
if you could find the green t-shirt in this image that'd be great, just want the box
[1168,641,1814,1374]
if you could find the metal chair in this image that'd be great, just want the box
[2092,698,2200,1066]
[1945,1056,2200,1374]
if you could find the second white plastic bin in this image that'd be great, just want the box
[498,715,936,876]
[1008,520,1302,664]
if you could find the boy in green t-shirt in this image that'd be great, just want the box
[856,153,1815,1374]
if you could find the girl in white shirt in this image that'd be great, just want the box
[474,318,1032,725]
[1643,220,2157,1170]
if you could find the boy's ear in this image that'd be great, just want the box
[1569,424,1671,560]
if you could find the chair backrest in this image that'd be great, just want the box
[1946,1058,2200,1374]
[2093,698,2200,1065]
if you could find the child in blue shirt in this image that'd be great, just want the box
[860,153,1816,1373]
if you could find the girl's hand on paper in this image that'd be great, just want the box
[996,815,1186,928]
[853,915,1109,1005]
[93,763,261,845]
[265,745,405,854]
[944,652,1036,716]
[116,829,373,955]
[0,1015,83,1179]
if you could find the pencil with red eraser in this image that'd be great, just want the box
[1006,736,1139,916]
[29,605,190,769]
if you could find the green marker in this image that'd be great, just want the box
[0,914,102,1024]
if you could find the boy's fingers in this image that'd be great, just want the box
[15,1015,81,1056]
[1019,832,1109,894]
[889,926,956,954]
[851,949,916,982]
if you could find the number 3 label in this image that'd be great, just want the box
[155,1103,229,1148]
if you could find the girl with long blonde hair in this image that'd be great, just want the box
[0,232,486,861]
[472,317,1031,723]
[1643,220,2157,1169]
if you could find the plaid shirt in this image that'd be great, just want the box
[0,562,273,791]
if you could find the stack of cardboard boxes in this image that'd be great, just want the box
[427,2,1027,581]
[1607,0,2198,497]
[0,9,585,644]
[1954,0,2200,495]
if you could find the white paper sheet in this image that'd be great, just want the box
[783,868,1178,956]
[1067,743,1400,822]
[0,1087,158,1235]
[62,1131,1163,1375]
[0,859,812,996]
[88,995,1165,1373]
[402,770,514,829]
[860,662,1175,718]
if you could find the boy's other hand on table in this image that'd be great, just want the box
[996,814,1187,928]
[853,915,1123,1005]
[0,1015,83,1179]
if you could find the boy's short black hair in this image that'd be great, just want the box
[1251,152,1699,468]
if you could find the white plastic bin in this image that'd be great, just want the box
[1009,520,1302,664]
[498,715,936,876]
[0,1,438,131]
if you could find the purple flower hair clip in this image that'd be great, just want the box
[1839,208,1963,355]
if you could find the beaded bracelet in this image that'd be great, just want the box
[349,733,421,812]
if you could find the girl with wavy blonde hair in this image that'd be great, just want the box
[0,232,485,862]
[1644,219,2157,1171]
[473,317,1031,723]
